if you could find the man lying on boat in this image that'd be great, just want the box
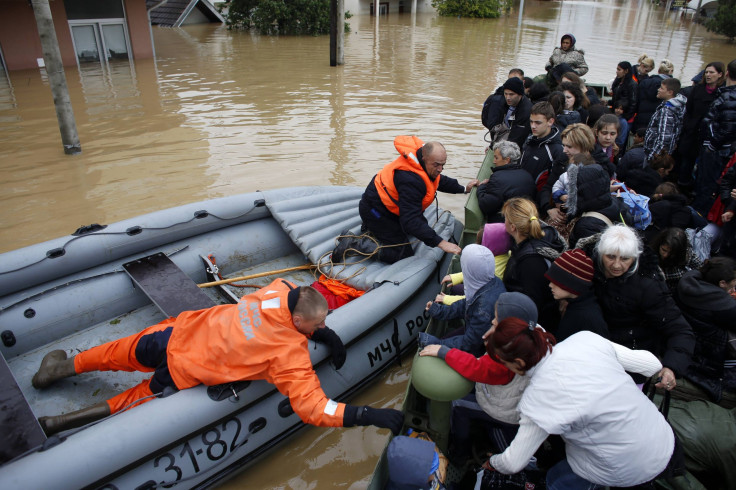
[338,136,478,264]
[31,278,404,436]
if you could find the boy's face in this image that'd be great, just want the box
[657,83,674,100]
[614,106,624,116]
[530,114,553,138]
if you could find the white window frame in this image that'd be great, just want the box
[68,18,133,68]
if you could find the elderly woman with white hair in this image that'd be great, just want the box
[586,224,695,390]
[477,140,536,223]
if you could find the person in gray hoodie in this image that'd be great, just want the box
[644,78,687,161]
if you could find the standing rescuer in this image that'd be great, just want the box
[356,135,479,264]
[31,278,403,436]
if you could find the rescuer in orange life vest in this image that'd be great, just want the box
[31,279,403,436]
[347,136,479,264]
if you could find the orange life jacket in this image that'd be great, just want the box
[166,278,346,427]
[374,135,440,215]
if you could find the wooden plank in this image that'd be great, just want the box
[123,253,215,318]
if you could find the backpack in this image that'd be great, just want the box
[613,183,652,230]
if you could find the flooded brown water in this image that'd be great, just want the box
[1,0,734,487]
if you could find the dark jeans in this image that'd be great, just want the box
[359,200,414,263]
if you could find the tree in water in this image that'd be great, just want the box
[431,0,512,18]
[705,0,736,42]
[226,0,351,35]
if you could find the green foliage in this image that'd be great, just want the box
[226,0,350,36]
[705,0,736,41]
[431,0,512,18]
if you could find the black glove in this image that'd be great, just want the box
[344,405,403,435]
[311,326,347,369]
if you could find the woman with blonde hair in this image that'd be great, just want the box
[502,197,567,332]
[633,53,655,82]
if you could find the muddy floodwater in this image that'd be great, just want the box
[1,0,734,487]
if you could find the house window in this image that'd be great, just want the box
[66,0,130,64]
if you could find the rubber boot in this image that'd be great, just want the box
[32,350,77,389]
[38,402,111,436]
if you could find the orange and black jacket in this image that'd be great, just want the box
[166,279,346,427]
[361,135,464,247]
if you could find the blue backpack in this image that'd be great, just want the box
[613,184,652,230]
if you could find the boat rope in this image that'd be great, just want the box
[0,206,262,276]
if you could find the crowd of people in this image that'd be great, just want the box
[377,36,736,490]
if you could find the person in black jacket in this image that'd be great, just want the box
[693,59,736,215]
[610,61,638,122]
[624,152,674,197]
[675,62,725,186]
[481,73,532,149]
[502,197,567,333]
[544,248,609,341]
[718,163,736,258]
[645,182,702,243]
[584,224,695,388]
[616,128,647,182]
[675,258,736,405]
[520,101,566,191]
[477,141,536,222]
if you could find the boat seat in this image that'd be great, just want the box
[123,252,216,318]
[0,352,47,463]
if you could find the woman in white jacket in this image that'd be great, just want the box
[485,318,676,489]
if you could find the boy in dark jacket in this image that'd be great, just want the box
[520,102,566,204]
[544,248,609,341]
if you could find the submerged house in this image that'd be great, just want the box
[0,0,222,72]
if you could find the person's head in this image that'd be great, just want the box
[292,286,329,334]
[480,222,512,256]
[637,54,655,75]
[633,127,646,143]
[728,59,736,84]
[616,61,633,80]
[561,123,596,160]
[700,257,736,292]
[561,71,585,90]
[545,248,594,300]
[461,244,496,299]
[547,91,566,116]
[595,224,643,279]
[593,114,620,149]
[503,77,525,107]
[650,153,675,178]
[560,81,587,110]
[529,82,551,103]
[508,68,525,80]
[657,78,681,101]
[586,104,610,129]
[613,98,628,117]
[652,181,680,201]
[530,102,555,138]
[703,61,726,87]
[523,76,534,95]
[422,141,447,180]
[502,197,544,242]
[560,33,575,51]
[488,291,538,340]
[493,140,521,167]
[651,228,689,268]
[658,59,674,75]
[486,317,556,375]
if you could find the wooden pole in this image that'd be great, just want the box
[31,0,81,155]
[330,0,337,66]
[198,264,317,288]
[337,0,345,65]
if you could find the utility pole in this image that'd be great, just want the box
[330,0,345,66]
[31,0,81,155]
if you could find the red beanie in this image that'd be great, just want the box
[544,249,594,296]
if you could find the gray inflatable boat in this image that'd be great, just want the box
[0,186,460,489]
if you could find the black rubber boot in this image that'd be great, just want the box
[32,350,77,389]
[38,402,111,436]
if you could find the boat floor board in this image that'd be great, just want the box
[123,253,216,318]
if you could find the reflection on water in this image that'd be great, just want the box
[0,0,733,486]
